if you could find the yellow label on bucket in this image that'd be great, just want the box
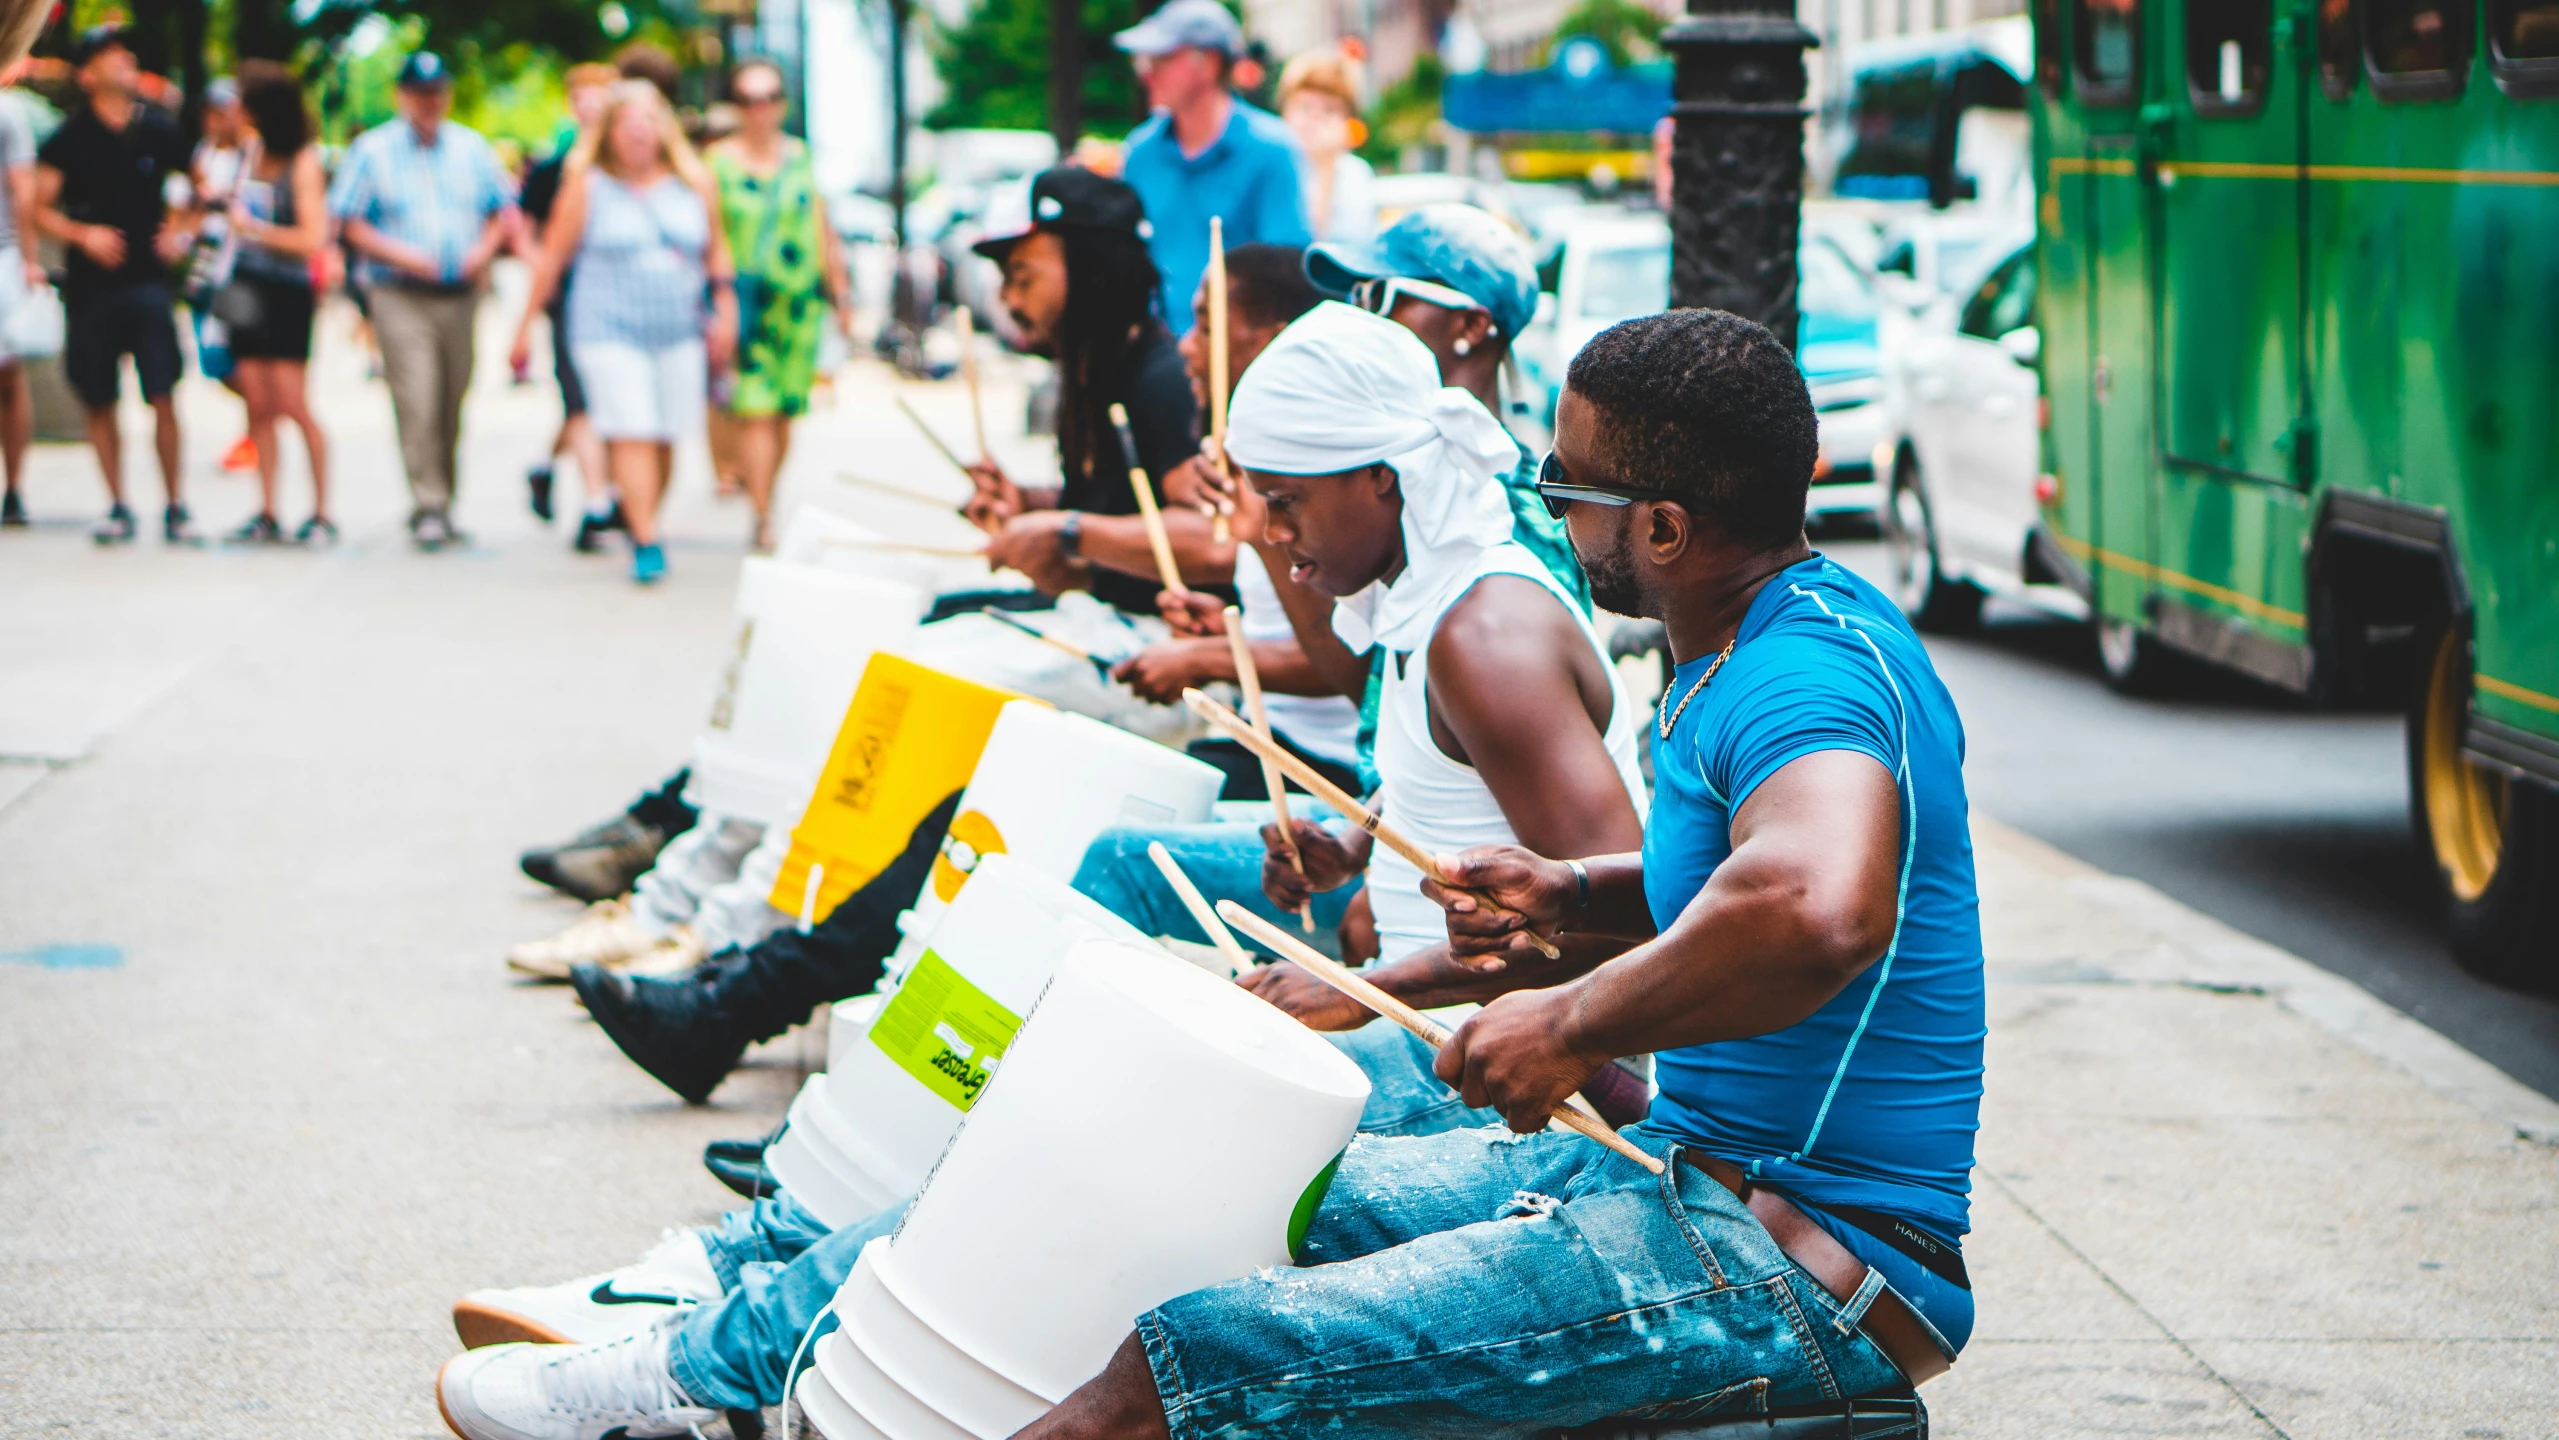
[767,655,1032,918]
[930,809,1007,902]
[869,950,1023,1110]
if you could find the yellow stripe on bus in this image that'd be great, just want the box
[2477,674,2559,715]
[2053,157,2559,187]
[2051,534,2309,629]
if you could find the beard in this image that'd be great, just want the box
[1578,525,1649,618]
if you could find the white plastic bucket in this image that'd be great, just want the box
[876,938,1369,1401]
[765,854,1161,1229]
[891,701,1223,967]
[691,559,929,827]
[774,505,981,595]
[817,1237,1048,1440]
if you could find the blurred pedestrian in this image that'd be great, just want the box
[33,25,194,545]
[217,63,331,545]
[510,80,737,586]
[612,41,683,106]
[1112,0,1308,333]
[0,56,39,530]
[327,50,516,550]
[703,58,849,552]
[1278,49,1375,244]
[187,74,258,473]
[517,61,619,550]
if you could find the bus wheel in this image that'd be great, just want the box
[2095,614,2171,694]
[2409,629,2559,988]
[1883,457,1981,633]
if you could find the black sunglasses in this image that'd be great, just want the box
[1534,450,1667,519]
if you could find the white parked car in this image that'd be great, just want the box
[1517,212,1891,524]
[1877,238,2079,629]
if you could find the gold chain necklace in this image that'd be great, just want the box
[1657,637,1738,741]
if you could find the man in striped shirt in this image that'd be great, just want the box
[327,51,515,549]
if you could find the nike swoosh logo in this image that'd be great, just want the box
[589,1280,686,1307]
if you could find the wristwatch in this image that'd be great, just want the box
[1057,511,1087,567]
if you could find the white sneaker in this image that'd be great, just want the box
[436,1325,716,1440]
[508,902,697,980]
[454,1229,722,1349]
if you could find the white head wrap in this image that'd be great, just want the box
[1226,302,1519,653]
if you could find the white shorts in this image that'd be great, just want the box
[572,338,707,442]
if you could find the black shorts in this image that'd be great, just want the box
[64,284,184,410]
[226,275,315,362]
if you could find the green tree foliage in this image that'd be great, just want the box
[924,0,1238,137]
[1360,51,1442,162]
[1544,0,1665,67]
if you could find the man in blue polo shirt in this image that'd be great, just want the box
[1113,0,1308,333]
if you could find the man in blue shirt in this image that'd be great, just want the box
[981,306,1981,1438]
[1112,0,1309,333]
[327,51,515,548]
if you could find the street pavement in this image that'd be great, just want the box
[2,303,2554,1437]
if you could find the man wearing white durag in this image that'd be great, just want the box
[1222,301,1648,1003]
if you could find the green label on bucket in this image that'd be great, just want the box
[869,950,1023,1111]
[1287,1149,1346,1262]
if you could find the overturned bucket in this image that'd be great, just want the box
[794,938,1369,1440]
[766,853,1160,1228]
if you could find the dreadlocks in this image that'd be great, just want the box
[1052,226,1166,489]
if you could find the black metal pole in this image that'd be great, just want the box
[1659,0,1815,350]
[1049,0,1082,156]
[888,0,909,253]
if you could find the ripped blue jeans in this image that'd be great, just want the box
[1139,1125,1910,1440]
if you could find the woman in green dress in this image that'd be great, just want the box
[705,60,851,550]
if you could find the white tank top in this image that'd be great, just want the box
[1364,542,1649,961]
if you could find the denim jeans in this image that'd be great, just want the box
[1072,815,1363,961]
[696,1191,836,1293]
[1139,1126,1910,1440]
[663,1020,1481,1409]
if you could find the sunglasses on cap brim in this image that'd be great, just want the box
[1348,274,1485,321]
[1534,450,1669,520]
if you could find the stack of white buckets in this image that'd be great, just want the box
[688,510,944,831]
[794,936,1370,1440]
[767,700,1229,1225]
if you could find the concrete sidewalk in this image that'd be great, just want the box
[1942,821,2559,1437]
[1,311,2553,1437]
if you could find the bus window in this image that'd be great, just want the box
[2075,0,2141,104]
[2320,0,2362,97]
[2188,0,2272,111]
[2366,0,2473,99]
[2488,0,2559,94]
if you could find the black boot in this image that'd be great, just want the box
[573,792,963,1104]
[520,768,700,902]
[703,1122,786,1199]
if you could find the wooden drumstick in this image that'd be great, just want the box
[1222,605,1314,931]
[1181,689,1564,959]
[1108,402,1187,597]
[955,307,990,462]
[1147,842,1254,976]
[1206,218,1233,544]
[1216,901,1661,1175]
[893,396,974,478]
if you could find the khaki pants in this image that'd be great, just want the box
[369,285,477,515]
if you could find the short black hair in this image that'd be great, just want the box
[1222,244,1321,330]
[1565,308,1816,551]
[239,62,311,158]
[614,41,683,104]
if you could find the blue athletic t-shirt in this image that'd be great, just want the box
[1642,555,1986,1351]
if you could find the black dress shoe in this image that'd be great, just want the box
[703,1128,782,1200]
[571,965,747,1105]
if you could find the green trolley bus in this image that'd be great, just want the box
[2029,0,2559,980]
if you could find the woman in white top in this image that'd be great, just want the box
[1225,302,1645,964]
[512,81,738,585]
[1278,50,1377,246]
